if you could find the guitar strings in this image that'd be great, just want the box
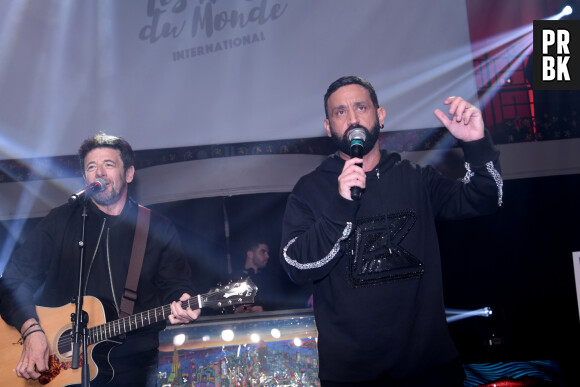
[54,288,247,353]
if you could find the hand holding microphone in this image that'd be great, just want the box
[348,128,367,200]
[68,178,106,205]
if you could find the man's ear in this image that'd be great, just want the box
[378,106,386,128]
[324,119,331,137]
[125,165,135,183]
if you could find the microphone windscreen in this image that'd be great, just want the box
[93,178,106,192]
[348,127,367,143]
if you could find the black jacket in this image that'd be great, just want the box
[280,134,502,383]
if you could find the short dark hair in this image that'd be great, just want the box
[324,76,379,119]
[247,241,268,252]
[78,132,135,175]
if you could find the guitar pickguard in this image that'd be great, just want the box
[37,353,82,385]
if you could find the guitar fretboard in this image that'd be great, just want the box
[86,296,202,344]
[52,280,255,361]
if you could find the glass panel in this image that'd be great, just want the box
[157,309,320,386]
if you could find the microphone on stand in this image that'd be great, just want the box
[68,178,106,205]
[348,128,367,200]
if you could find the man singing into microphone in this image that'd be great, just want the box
[0,132,201,386]
[280,76,503,386]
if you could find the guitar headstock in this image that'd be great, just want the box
[201,278,258,309]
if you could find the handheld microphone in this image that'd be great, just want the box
[348,128,367,200]
[68,178,106,205]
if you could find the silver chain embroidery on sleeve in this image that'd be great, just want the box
[486,161,503,207]
[462,162,475,184]
[461,161,503,207]
[283,222,352,270]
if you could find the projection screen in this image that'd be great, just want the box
[0,0,477,159]
[0,0,477,220]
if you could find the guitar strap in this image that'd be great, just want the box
[119,205,151,318]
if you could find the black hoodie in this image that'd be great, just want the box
[281,133,502,383]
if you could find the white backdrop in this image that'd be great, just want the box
[0,0,477,160]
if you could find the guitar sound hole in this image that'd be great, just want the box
[57,328,74,359]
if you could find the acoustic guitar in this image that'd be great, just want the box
[0,278,257,386]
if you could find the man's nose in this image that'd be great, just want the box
[95,164,106,177]
[346,109,359,126]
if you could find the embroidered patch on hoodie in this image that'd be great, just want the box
[346,210,424,286]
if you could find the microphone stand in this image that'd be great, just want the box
[71,200,91,386]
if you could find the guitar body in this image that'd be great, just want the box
[0,296,118,387]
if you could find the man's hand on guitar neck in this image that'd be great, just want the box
[17,318,49,380]
[168,293,201,324]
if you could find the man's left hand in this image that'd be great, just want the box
[168,293,201,324]
[434,96,484,142]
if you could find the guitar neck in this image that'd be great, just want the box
[87,296,202,345]
[85,278,256,345]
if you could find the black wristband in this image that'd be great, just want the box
[22,322,40,335]
[21,328,45,342]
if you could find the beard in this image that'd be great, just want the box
[92,180,126,207]
[329,116,381,157]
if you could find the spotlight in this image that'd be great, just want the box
[221,329,234,342]
[173,333,186,346]
[270,328,281,339]
[547,3,575,20]
[445,306,493,323]
[562,5,573,16]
